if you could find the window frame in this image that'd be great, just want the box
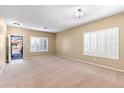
[83,27,119,60]
[30,36,48,52]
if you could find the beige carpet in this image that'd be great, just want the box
[0,55,124,88]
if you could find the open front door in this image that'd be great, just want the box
[9,35,23,63]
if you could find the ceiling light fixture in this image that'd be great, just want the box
[75,9,84,19]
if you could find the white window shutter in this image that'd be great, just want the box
[83,27,119,60]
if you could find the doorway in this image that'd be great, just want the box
[8,35,23,63]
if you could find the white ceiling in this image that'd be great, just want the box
[0,5,124,32]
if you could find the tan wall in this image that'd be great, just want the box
[7,27,56,59]
[0,17,7,67]
[56,13,124,71]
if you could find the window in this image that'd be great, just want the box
[30,37,48,52]
[83,27,119,60]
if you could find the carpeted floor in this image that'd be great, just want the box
[0,55,124,88]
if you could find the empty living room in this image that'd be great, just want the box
[0,1,124,91]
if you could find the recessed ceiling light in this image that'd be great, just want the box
[13,22,21,26]
[54,20,59,23]
[43,26,48,29]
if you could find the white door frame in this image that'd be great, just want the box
[8,34,24,62]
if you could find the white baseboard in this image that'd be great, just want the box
[56,55,124,73]
[24,54,56,60]
[0,63,6,74]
